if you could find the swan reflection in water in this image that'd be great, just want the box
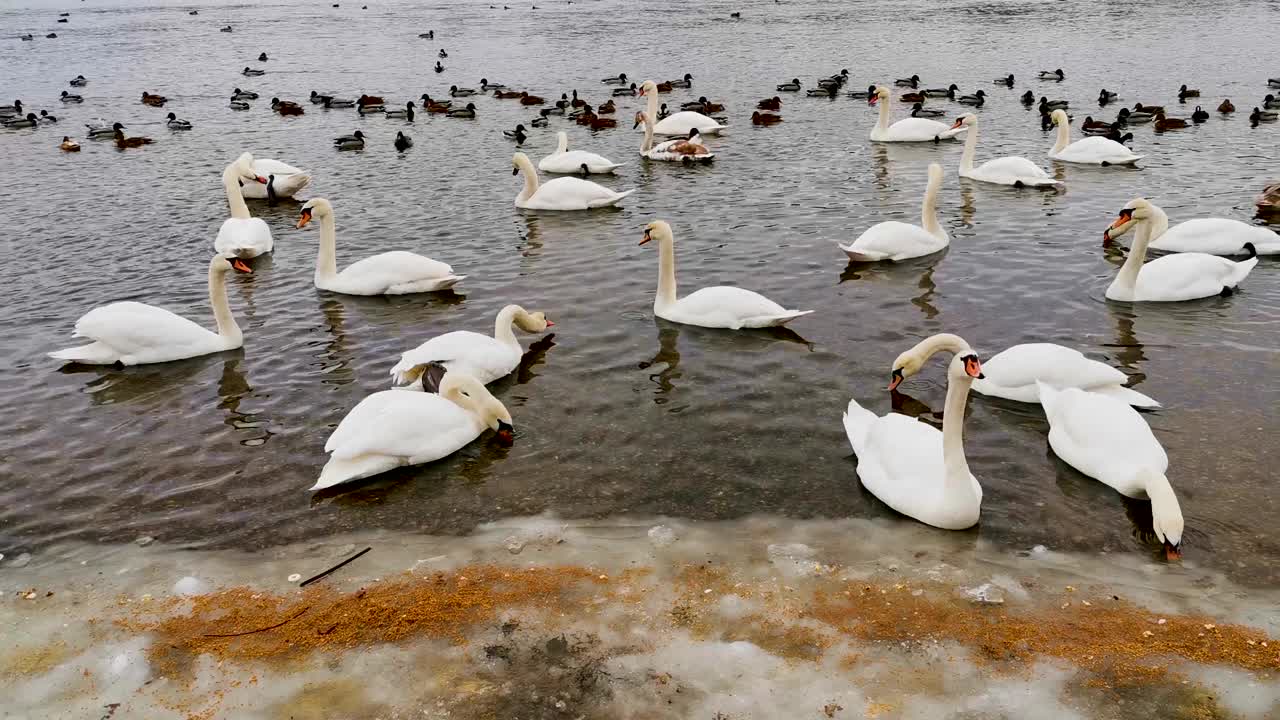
[840,256,942,320]
[638,317,811,403]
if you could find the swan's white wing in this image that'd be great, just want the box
[391,331,516,385]
[1056,136,1140,163]
[214,218,273,258]
[665,286,798,328]
[857,413,971,523]
[883,117,963,141]
[253,158,305,175]
[529,177,631,209]
[1133,253,1257,301]
[978,344,1127,400]
[1150,219,1280,255]
[325,390,477,461]
[652,111,725,136]
[71,301,217,352]
[538,150,621,173]
[331,251,457,294]
[1040,385,1167,493]
[840,221,946,261]
[971,156,1058,185]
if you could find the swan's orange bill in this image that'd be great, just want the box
[950,118,964,129]
[296,213,312,229]
[868,95,879,105]
[1164,541,1182,561]
[964,356,983,379]
[545,320,555,327]
[639,229,652,246]
[888,369,904,391]
[232,259,253,273]
[255,175,269,184]
[1107,215,1129,230]
[495,428,514,446]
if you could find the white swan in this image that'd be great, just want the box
[888,333,1158,408]
[1038,382,1183,559]
[640,80,726,136]
[1105,198,1258,302]
[537,131,624,174]
[390,304,553,388]
[213,153,274,259]
[1048,109,1141,165]
[952,113,1061,188]
[240,158,312,200]
[313,371,514,490]
[843,336,984,530]
[1103,199,1280,256]
[49,255,251,366]
[642,220,812,328]
[839,163,948,261]
[868,86,966,142]
[297,198,464,295]
[634,111,715,162]
[513,152,634,210]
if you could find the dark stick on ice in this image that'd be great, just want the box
[299,546,371,587]
[202,606,310,638]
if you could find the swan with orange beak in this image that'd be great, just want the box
[214,152,274,259]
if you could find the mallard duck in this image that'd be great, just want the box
[1133,102,1165,115]
[37,110,56,123]
[900,91,925,103]
[503,124,528,143]
[958,90,985,106]
[60,91,83,103]
[994,74,1014,87]
[670,73,693,88]
[237,88,261,100]
[847,85,875,99]
[554,93,570,109]
[481,78,506,90]
[272,98,305,115]
[656,103,670,120]
[1153,111,1188,131]
[530,115,548,127]
[597,99,615,114]
[1191,106,1209,123]
[757,96,781,110]
[570,89,586,108]
[334,130,365,149]
[219,25,231,32]
[1020,90,1035,105]
[242,66,265,76]
[394,131,413,151]
[421,95,451,112]
[612,83,637,97]
[87,121,121,138]
[438,48,448,58]
[229,98,251,110]
[519,92,545,105]
[601,73,627,85]
[358,94,385,105]
[166,112,192,129]
[114,128,153,148]
[1117,107,1151,124]
[1039,96,1068,111]
[356,99,384,115]
[807,85,838,97]
[1038,68,1065,80]
[1178,84,1200,101]
[1255,182,1280,217]
[434,61,445,73]
[777,78,801,92]
[448,102,477,118]
[258,52,268,62]
[1218,99,1235,113]
[419,30,434,38]
[540,106,564,116]
[451,85,478,97]
[910,102,944,118]
[0,99,24,117]
[385,101,415,120]
[141,92,167,106]
[69,75,87,87]
[3,113,37,128]
[1263,94,1280,110]
[60,136,80,151]
[751,111,782,125]
[895,74,920,88]
[924,83,957,98]
[655,81,673,93]
[1098,88,1118,104]
[1251,107,1278,127]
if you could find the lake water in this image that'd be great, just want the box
[2,0,1278,588]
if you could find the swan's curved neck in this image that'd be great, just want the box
[876,96,890,131]
[1052,119,1071,155]
[443,383,482,422]
[655,237,677,310]
[640,113,654,153]
[921,172,943,238]
[516,158,539,203]
[645,89,658,126]
[494,304,525,348]
[1115,217,1151,292]
[555,132,568,154]
[941,372,976,497]
[315,211,339,281]
[1144,470,1183,543]
[223,166,250,219]
[208,263,241,343]
[912,334,969,366]
[959,122,978,173]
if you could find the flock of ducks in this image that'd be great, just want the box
[22,45,1280,560]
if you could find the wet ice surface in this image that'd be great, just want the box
[2,516,1277,719]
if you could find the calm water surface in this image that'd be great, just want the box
[1,0,1278,583]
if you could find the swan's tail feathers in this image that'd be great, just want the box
[1249,240,1280,256]
[387,275,465,294]
[589,188,636,208]
[48,342,119,365]
[1141,469,1184,557]
[1228,256,1259,287]
[743,309,813,328]
[602,163,626,173]
[842,398,877,454]
[312,454,400,491]
[1091,384,1161,408]
[837,243,890,262]
[274,172,312,197]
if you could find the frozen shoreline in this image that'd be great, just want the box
[3,514,1278,719]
